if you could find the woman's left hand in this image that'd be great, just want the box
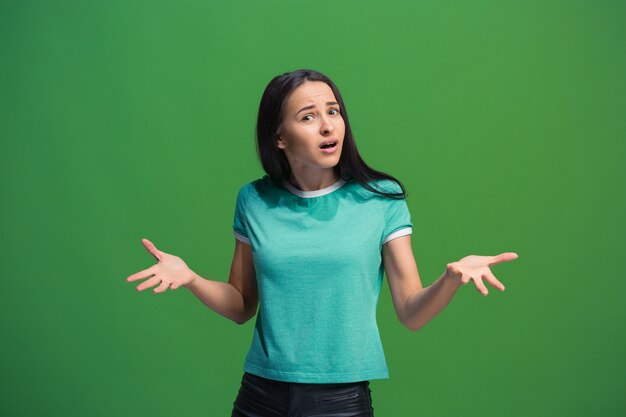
[445,252,519,296]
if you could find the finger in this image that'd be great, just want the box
[488,252,519,266]
[482,270,505,291]
[141,238,163,262]
[473,276,489,296]
[136,275,161,292]
[446,262,462,277]
[153,280,172,294]
[126,264,158,282]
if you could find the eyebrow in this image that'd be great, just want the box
[296,101,339,115]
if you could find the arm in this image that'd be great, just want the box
[185,238,259,325]
[382,235,517,332]
[382,235,460,332]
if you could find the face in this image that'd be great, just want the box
[276,81,345,175]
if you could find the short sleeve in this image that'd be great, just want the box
[380,181,413,245]
[233,185,251,245]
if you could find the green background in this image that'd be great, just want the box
[1,0,624,416]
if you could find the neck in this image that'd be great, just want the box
[287,168,340,191]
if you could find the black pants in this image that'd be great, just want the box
[231,372,375,417]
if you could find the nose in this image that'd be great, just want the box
[319,114,335,135]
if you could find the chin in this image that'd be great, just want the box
[317,160,340,169]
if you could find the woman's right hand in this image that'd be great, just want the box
[126,238,197,293]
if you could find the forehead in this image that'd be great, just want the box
[285,81,336,110]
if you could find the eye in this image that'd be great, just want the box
[301,108,340,122]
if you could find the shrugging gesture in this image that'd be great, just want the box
[445,252,519,296]
[383,236,520,332]
[125,238,197,293]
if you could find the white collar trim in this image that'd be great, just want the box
[282,178,347,198]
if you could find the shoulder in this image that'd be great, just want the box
[353,178,404,198]
[369,178,403,194]
[236,174,276,201]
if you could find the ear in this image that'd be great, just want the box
[276,134,286,149]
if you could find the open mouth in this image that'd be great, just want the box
[319,140,338,149]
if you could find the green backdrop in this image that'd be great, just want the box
[1,1,624,416]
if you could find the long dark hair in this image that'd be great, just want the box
[255,68,407,199]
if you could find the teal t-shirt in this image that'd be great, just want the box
[232,174,413,383]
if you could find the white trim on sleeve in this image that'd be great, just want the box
[233,230,251,245]
[382,227,412,245]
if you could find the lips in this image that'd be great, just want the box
[319,139,338,149]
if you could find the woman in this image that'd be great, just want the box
[126,69,519,417]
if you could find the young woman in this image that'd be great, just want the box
[126,69,519,417]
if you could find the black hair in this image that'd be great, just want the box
[255,68,407,199]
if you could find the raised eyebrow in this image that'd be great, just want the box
[296,101,339,115]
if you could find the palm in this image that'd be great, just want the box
[125,238,195,293]
[446,252,518,296]
[159,252,191,277]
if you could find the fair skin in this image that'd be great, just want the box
[276,80,345,191]
[125,80,519,330]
